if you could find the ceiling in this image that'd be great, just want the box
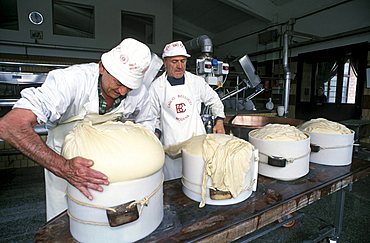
[173,0,257,36]
[173,0,351,44]
[0,0,358,53]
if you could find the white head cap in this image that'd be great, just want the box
[162,41,191,58]
[101,38,151,90]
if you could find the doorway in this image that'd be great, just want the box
[295,42,368,121]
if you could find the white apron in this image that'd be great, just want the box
[44,104,124,221]
[161,79,205,181]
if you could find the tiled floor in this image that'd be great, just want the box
[0,165,369,243]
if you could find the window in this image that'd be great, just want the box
[326,75,337,103]
[343,60,357,104]
[121,11,154,44]
[53,0,95,38]
[0,0,18,30]
[324,59,357,104]
[296,43,366,121]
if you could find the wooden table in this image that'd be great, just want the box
[35,149,370,242]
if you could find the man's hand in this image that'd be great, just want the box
[213,119,225,134]
[60,157,109,200]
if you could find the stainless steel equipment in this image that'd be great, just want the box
[0,62,67,137]
[186,35,265,131]
[282,32,292,117]
[0,71,47,84]
[238,54,261,88]
[185,35,230,87]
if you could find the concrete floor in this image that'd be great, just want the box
[0,167,45,242]
[0,164,369,243]
[245,175,370,243]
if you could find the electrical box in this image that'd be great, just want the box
[206,76,218,86]
[197,59,212,74]
[196,58,228,87]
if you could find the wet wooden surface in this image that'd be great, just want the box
[35,152,370,242]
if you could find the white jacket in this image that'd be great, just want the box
[15,63,155,138]
[14,63,155,220]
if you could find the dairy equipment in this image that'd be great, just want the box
[282,32,292,117]
[238,54,261,89]
[0,61,69,136]
[184,35,229,87]
[196,57,229,86]
[184,35,262,133]
[220,54,264,113]
[0,71,47,110]
[0,61,67,108]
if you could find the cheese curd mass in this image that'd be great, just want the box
[166,134,255,207]
[299,118,352,134]
[249,124,308,141]
[62,121,165,182]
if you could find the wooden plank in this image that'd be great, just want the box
[35,157,370,242]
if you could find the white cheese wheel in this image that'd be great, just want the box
[299,118,351,134]
[249,123,307,141]
[62,121,164,182]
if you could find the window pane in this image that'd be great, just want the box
[53,0,95,38]
[122,11,155,44]
[346,61,357,104]
[0,0,18,30]
[327,75,337,103]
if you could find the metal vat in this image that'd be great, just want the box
[224,115,304,141]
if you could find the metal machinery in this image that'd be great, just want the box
[0,62,68,134]
[184,35,229,88]
[184,35,263,132]
[0,71,46,111]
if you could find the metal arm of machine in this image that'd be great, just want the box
[221,86,249,101]
[246,87,265,101]
[220,81,264,101]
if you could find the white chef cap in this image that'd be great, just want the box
[101,38,151,90]
[162,41,191,58]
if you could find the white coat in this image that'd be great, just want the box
[149,71,225,180]
[14,63,155,221]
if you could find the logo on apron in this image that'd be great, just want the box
[176,103,186,113]
[167,94,192,122]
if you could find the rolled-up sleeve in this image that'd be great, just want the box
[13,69,74,125]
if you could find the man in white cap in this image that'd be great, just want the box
[149,40,225,181]
[0,38,154,221]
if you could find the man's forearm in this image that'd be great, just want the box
[0,109,66,176]
[0,108,109,200]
